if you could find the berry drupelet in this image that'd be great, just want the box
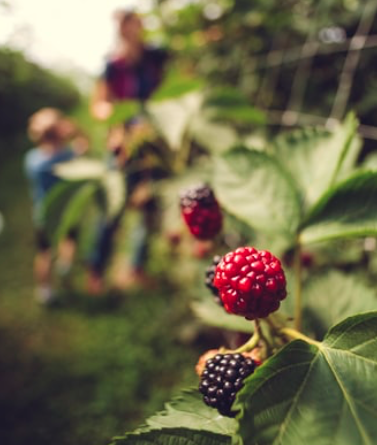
[199,352,257,417]
[180,184,223,240]
[214,246,287,320]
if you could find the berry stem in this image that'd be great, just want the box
[293,242,303,332]
[233,319,261,353]
[279,327,321,347]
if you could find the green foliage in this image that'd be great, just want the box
[204,86,267,127]
[112,312,377,445]
[270,113,361,207]
[107,101,142,126]
[111,390,237,445]
[113,110,377,445]
[0,48,81,140]
[213,147,302,243]
[237,312,377,445]
[115,312,377,445]
[43,158,126,244]
[300,171,377,243]
[302,270,377,338]
[112,428,231,445]
[213,113,377,251]
[0,154,202,445]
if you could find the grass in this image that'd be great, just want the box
[0,152,213,445]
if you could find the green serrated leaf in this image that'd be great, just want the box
[303,270,377,339]
[147,92,203,151]
[190,116,240,154]
[111,427,232,445]
[237,312,377,445]
[300,171,377,245]
[213,147,301,241]
[111,390,237,445]
[271,112,361,208]
[140,389,237,436]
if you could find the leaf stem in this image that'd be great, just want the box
[279,327,321,347]
[294,241,303,332]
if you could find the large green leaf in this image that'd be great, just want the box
[111,390,237,445]
[204,86,266,125]
[111,428,231,445]
[303,270,377,339]
[147,92,203,151]
[190,115,240,154]
[271,113,361,208]
[213,147,301,241]
[300,171,377,245]
[237,312,377,445]
[141,389,237,435]
[54,157,126,219]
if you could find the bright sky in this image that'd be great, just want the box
[0,0,155,76]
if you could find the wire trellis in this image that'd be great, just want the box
[250,3,377,141]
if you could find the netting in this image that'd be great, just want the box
[249,3,377,142]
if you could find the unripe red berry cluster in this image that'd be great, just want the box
[214,246,287,319]
[180,184,222,240]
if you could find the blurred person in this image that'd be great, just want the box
[88,9,169,293]
[24,107,88,304]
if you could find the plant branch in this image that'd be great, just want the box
[294,241,303,332]
[233,319,261,353]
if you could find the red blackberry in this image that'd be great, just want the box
[205,255,223,306]
[213,246,287,320]
[199,352,257,417]
[180,184,222,240]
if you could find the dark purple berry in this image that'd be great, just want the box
[205,255,223,306]
[199,353,257,417]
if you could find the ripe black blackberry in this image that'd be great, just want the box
[205,255,223,306]
[199,352,257,417]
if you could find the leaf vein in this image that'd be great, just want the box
[325,317,373,348]
[272,353,320,445]
[322,348,373,445]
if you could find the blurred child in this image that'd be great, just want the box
[24,107,87,304]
